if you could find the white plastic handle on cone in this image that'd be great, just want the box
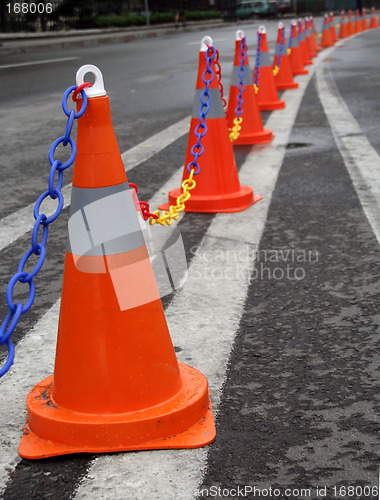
[236,29,245,41]
[259,25,266,34]
[76,64,107,98]
[200,35,213,52]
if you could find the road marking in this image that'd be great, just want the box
[0,116,190,252]
[316,64,380,246]
[0,57,80,70]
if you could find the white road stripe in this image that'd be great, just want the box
[0,301,59,495]
[0,116,190,251]
[73,46,337,500]
[316,64,380,245]
[0,57,80,70]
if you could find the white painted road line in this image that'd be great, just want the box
[0,301,60,495]
[0,57,80,70]
[73,46,337,500]
[316,64,380,246]
[0,115,191,252]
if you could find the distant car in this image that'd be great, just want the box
[269,0,291,16]
[233,0,276,19]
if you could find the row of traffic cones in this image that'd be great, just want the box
[321,8,380,46]
[18,11,378,459]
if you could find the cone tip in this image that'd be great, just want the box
[278,21,284,29]
[258,25,266,34]
[200,35,213,52]
[76,64,107,98]
[236,29,245,40]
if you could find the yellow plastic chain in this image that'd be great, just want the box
[229,116,243,142]
[253,84,259,94]
[149,169,197,226]
[273,65,280,76]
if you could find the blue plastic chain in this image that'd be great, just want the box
[276,27,285,70]
[235,36,247,120]
[187,45,216,175]
[254,31,262,90]
[0,85,89,377]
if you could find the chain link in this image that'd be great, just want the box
[128,183,158,221]
[273,26,285,76]
[288,22,295,55]
[149,45,216,226]
[229,36,247,142]
[254,30,262,94]
[214,47,226,109]
[0,84,91,377]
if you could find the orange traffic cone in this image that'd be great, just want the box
[254,26,285,111]
[369,8,378,28]
[227,30,273,145]
[320,13,334,47]
[18,64,216,459]
[288,20,308,76]
[362,8,368,30]
[161,36,259,213]
[304,18,317,59]
[298,19,312,66]
[355,9,363,32]
[339,11,349,39]
[329,12,339,42]
[348,10,356,35]
[310,16,321,52]
[273,23,298,90]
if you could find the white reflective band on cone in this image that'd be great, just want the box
[67,182,144,257]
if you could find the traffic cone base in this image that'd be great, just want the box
[232,128,274,145]
[228,85,274,145]
[19,363,215,459]
[293,67,308,76]
[277,81,298,90]
[259,98,285,111]
[160,186,261,213]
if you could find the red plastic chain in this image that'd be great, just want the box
[72,82,92,101]
[139,201,158,221]
[129,183,158,221]
[212,47,227,109]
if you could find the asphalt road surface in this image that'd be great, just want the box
[0,18,379,500]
